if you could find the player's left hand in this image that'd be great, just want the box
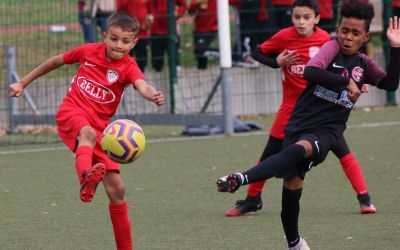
[9,82,25,97]
[153,91,164,106]
[360,84,369,93]
[387,16,400,48]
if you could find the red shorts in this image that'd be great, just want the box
[269,104,294,139]
[56,103,120,172]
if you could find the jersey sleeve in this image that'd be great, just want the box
[126,64,145,86]
[63,44,86,64]
[360,54,386,86]
[259,30,285,55]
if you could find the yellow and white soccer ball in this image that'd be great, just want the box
[101,119,146,164]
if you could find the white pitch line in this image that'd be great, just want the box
[1,121,399,155]
[347,121,400,128]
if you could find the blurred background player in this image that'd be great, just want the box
[317,0,338,34]
[271,0,293,30]
[217,2,400,249]
[188,0,219,69]
[78,0,93,43]
[83,0,117,42]
[117,0,154,72]
[9,12,164,250]
[230,0,268,68]
[224,0,376,218]
[150,0,187,72]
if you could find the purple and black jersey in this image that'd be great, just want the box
[285,39,400,135]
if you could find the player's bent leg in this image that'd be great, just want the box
[80,163,106,202]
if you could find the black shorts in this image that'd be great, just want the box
[276,130,339,179]
[330,134,351,159]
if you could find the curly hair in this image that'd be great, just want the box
[339,0,375,32]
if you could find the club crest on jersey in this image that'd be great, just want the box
[107,69,119,84]
[352,67,364,82]
[309,46,320,58]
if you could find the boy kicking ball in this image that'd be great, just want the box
[217,1,400,249]
[10,12,164,250]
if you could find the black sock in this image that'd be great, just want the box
[242,144,305,184]
[259,136,283,161]
[281,186,302,248]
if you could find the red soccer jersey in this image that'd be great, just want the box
[62,43,144,121]
[189,0,218,32]
[260,26,330,105]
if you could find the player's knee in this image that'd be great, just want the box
[283,177,303,190]
[78,126,97,144]
[107,183,126,202]
[295,140,313,157]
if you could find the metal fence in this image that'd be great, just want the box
[1,0,399,144]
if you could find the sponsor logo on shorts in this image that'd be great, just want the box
[76,76,116,103]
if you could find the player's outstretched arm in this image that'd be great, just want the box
[373,16,400,92]
[134,79,165,106]
[387,16,400,48]
[9,54,65,97]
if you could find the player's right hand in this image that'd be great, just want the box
[277,49,298,67]
[9,82,24,97]
[347,79,361,102]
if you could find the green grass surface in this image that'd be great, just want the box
[1,107,400,249]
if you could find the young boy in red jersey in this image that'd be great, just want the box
[224,0,376,217]
[9,12,164,250]
[217,1,400,248]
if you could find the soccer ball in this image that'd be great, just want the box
[101,119,146,164]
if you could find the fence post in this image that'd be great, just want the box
[218,0,234,135]
[382,0,397,105]
[6,46,18,134]
[167,0,177,114]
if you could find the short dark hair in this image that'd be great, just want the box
[339,0,375,32]
[291,0,320,16]
[107,12,140,33]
